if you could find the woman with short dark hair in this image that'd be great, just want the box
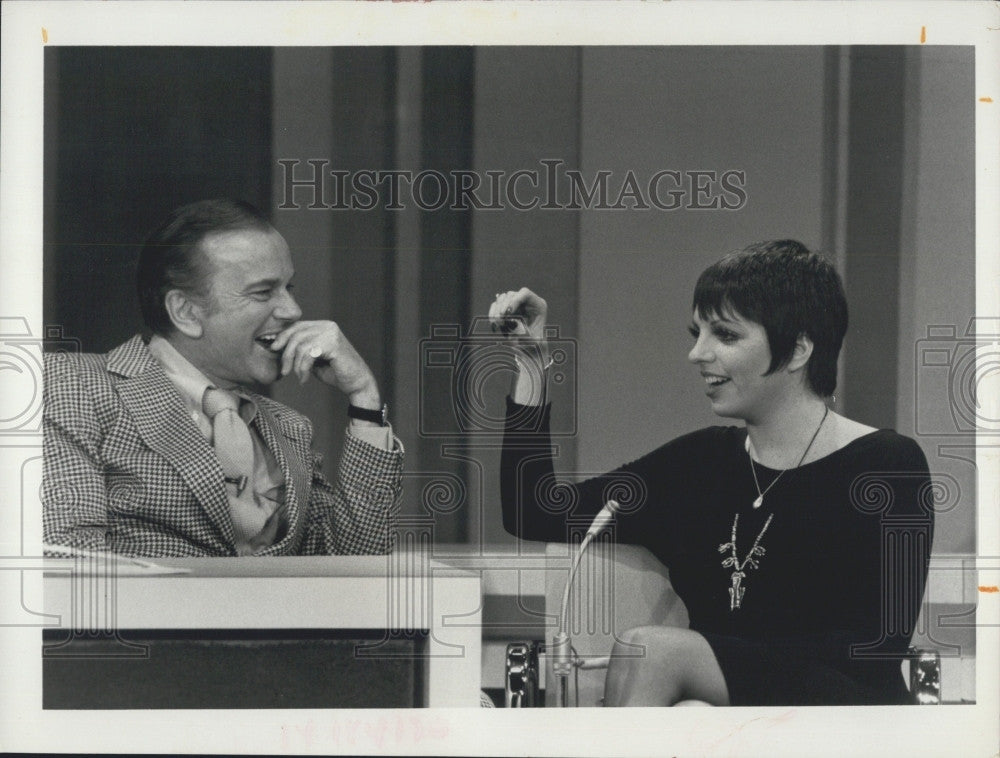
[493,240,933,706]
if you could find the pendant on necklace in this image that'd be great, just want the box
[752,495,763,509]
[719,512,774,611]
[729,571,746,610]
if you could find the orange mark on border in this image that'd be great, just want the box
[920,26,926,44]
[42,27,48,44]
[980,97,994,103]
[979,585,999,593]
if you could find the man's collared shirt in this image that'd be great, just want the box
[147,335,395,551]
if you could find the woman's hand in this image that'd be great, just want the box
[489,288,550,406]
[488,287,548,344]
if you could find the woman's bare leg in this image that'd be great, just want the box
[603,626,730,707]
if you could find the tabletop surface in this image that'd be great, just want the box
[42,553,482,579]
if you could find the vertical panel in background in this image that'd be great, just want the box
[843,46,907,430]
[271,48,396,469]
[42,48,60,331]
[577,47,829,473]
[895,47,975,554]
[328,48,397,409]
[820,47,852,412]
[44,47,272,353]
[470,47,583,546]
[418,48,475,543]
[392,48,426,527]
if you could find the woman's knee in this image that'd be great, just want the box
[609,626,729,705]
[614,625,698,659]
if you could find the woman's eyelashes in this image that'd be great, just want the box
[688,323,739,343]
[714,327,739,343]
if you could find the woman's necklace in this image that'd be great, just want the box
[746,405,829,510]
[719,512,774,611]
[719,405,829,611]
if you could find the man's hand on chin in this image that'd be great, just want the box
[268,321,381,403]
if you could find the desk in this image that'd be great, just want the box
[42,554,482,707]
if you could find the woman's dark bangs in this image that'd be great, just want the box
[693,269,722,319]
[693,269,746,323]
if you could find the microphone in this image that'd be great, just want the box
[553,499,621,706]
[585,498,622,538]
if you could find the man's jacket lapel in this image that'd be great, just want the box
[252,400,312,553]
[108,336,237,550]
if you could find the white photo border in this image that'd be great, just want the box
[1,2,997,756]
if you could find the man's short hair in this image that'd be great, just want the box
[691,240,848,397]
[136,198,272,335]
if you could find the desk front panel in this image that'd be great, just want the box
[43,629,426,708]
[42,557,482,707]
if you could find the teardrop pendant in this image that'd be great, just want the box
[752,494,763,509]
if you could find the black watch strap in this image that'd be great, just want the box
[348,403,388,427]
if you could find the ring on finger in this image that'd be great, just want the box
[308,346,322,358]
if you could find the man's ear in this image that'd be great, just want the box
[787,333,814,374]
[164,289,205,339]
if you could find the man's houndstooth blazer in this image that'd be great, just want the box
[43,335,403,557]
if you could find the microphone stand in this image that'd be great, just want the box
[553,500,619,707]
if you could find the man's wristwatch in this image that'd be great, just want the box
[348,403,389,427]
